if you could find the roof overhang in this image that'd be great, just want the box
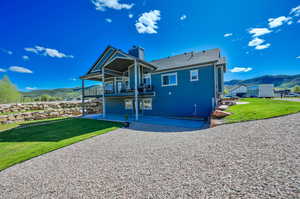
[104,57,134,72]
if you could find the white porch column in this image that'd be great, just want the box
[102,68,106,118]
[134,59,139,120]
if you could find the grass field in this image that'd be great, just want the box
[224,98,300,123]
[0,118,123,171]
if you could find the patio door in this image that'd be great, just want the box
[116,81,122,93]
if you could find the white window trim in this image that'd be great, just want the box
[124,99,133,110]
[140,98,152,110]
[143,73,152,86]
[161,72,177,87]
[190,69,198,81]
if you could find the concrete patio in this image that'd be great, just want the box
[83,113,209,130]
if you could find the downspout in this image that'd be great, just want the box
[213,63,217,110]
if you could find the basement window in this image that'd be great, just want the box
[140,98,152,110]
[124,99,133,110]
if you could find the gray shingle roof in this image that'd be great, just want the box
[150,48,225,71]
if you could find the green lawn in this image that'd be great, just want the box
[0,118,123,171]
[224,98,300,123]
[0,117,67,131]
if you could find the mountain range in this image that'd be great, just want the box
[21,85,100,100]
[225,74,300,88]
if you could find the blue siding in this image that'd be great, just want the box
[106,65,216,118]
[106,98,135,115]
[150,65,215,117]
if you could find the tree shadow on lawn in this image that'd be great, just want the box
[0,118,123,142]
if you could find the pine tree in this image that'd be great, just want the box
[0,75,21,104]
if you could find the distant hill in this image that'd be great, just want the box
[21,85,101,100]
[225,74,300,88]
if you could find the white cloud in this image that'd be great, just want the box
[248,28,272,37]
[298,19,300,23]
[296,56,300,59]
[248,37,264,47]
[22,55,29,61]
[135,10,161,34]
[9,66,33,73]
[248,37,271,50]
[0,68,6,72]
[25,46,74,58]
[24,47,38,54]
[105,18,112,23]
[268,16,292,28]
[26,87,37,90]
[180,14,187,20]
[0,48,13,55]
[255,43,271,50]
[290,5,300,16]
[287,21,293,25]
[230,67,253,72]
[91,0,133,11]
[70,78,77,81]
[128,14,133,18]
[224,33,233,37]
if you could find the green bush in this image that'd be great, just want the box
[0,75,21,104]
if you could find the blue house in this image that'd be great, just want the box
[80,46,226,120]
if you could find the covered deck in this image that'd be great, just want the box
[80,46,157,120]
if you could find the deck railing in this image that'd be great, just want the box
[83,84,153,97]
[84,87,102,97]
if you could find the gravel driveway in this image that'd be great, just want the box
[0,113,299,198]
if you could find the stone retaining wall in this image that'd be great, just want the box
[0,101,102,125]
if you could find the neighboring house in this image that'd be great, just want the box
[228,84,275,98]
[80,45,226,120]
[274,89,291,98]
[247,84,274,98]
[228,84,247,97]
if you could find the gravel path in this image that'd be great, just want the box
[0,113,299,198]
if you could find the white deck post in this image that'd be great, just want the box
[102,68,106,118]
[81,79,85,116]
[134,59,139,120]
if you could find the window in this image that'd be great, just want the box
[140,98,152,110]
[190,69,198,81]
[125,99,133,110]
[143,73,151,86]
[161,73,177,86]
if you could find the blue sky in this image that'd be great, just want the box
[0,0,300,91]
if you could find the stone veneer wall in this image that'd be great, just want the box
[0,101,101,125]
